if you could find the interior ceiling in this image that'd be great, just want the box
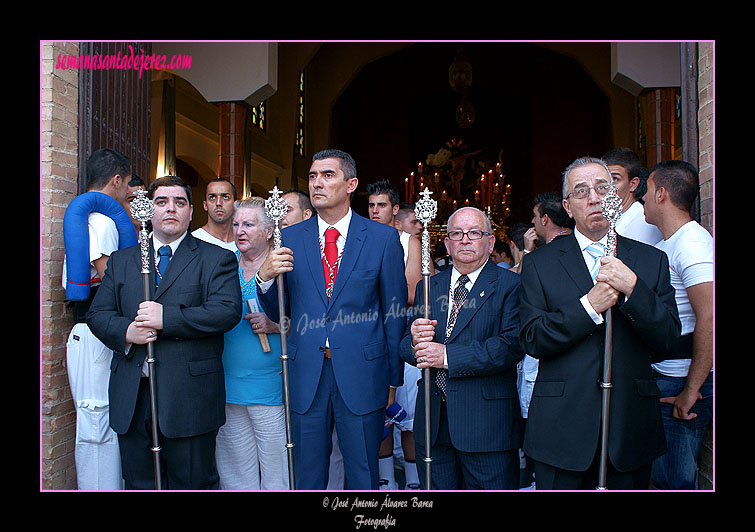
[331,42,612,226]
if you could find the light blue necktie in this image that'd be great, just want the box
[156,245,172,286]
[586,242,606,282]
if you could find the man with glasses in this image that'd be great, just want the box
[518,157,680,490]
[401,207,524,489]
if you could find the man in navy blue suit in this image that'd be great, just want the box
[256,149,407,490]
[401,207,524,489]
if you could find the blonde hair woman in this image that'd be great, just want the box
[215,197,289,489]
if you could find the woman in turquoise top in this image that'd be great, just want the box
[215,197,289,490]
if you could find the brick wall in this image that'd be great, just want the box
[696,41,714,490]
[697,42,714,236]
[40,41,79,490]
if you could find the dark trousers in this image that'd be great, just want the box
[117,377,220,490]
[533,452,652,490]
[416,400,519,490]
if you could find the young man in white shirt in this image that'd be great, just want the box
[191,178,238,252]
[63,148,133,490]
[602,148,663,246]
[643,160,713,490]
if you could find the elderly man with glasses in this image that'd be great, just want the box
[518,157,680,490]
[400,206,525,490]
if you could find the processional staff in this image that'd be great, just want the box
[414,187,438,489]
[130,188,163,490]
[596,180,622,491]
[264,186,296,490]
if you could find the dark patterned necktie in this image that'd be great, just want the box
[436,274,470,394]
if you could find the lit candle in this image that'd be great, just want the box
[480,177,485,207]
[488,170,493,207]
[410,172,414,200]
[475,189,480,202]
[405,177,409,202]
[442,189,447,201]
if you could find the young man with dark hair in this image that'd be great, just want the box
[602,147,663,245]
[64,148,133,490]
[192,178,238,252]
[87,175,242,490]
[643,160,713,490]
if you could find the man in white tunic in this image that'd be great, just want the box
[62,149,133,490]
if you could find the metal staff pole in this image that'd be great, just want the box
[414,187,438,489]
[596,180,622,491]
[265,187,296,490]
[130,188,163,490]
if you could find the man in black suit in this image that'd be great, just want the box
[519,157,680,490]
[87,176,242,490]
[401,207,524,489]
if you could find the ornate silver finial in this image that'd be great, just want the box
[265,186,289,250]
[130,188,154,226]
[415,187,438,226]
[601,180,622,258]
[414,187,438,276]
[130,188,154,273]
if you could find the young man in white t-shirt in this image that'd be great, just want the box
[191,178,238,252]
[643,160,713,490]
[62,148,133,490]
[603,147,664,246]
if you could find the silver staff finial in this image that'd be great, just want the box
[130,188,154,274]
[130,188,154,226]
[265,186,289,250]
[415,187,438,227]
[601,180,622,258]
[414,187,438,276]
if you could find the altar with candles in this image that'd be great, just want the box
[403,138,513,246]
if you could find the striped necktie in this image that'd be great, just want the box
[585,242,606,282]
[436,274,470,395]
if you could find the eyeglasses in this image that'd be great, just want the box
[446,229,491,241]
[567,182,611,200]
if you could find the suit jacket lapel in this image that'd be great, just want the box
[445,260,497,344]
[558,233,594,296]
[616,234,637,272]
[301,216,329,307]
[328,214,366,307]
[615,235,636,305]
[429,269,452,342]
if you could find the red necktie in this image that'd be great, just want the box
[322,227,340,299]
